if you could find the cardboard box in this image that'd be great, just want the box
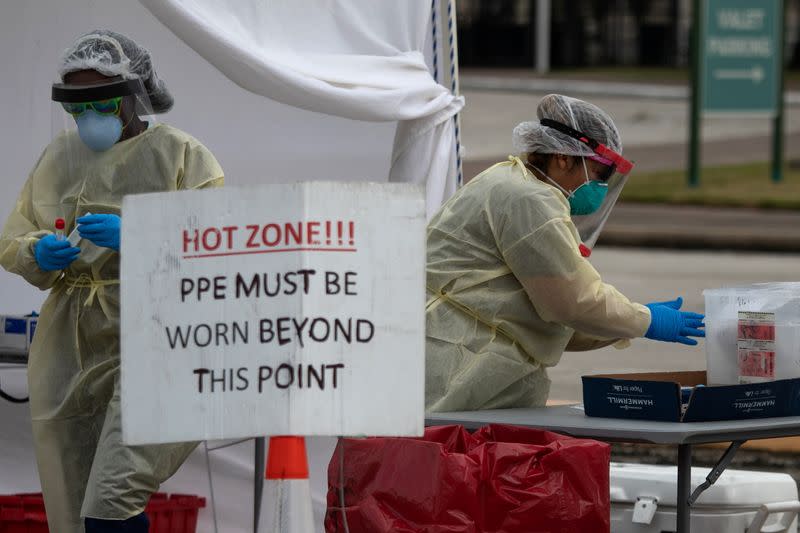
[582,371,800,422]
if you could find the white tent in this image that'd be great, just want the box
[0,1,462,531]
[0,0,462,315]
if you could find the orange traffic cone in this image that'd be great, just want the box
[259,436,315,533]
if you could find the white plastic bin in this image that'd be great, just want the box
[704,283,800,385]
[611,462,799,533]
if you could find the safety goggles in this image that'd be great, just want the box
[60,96,122,117]
[540,118,634,177]
[52,77,145,105]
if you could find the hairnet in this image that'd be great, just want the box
[512,94,622,157]
[59,30,173,113]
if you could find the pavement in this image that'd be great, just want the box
[459,70,800,252]
[461,71,800,104]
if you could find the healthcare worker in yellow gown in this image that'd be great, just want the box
[0,30,223,533]
[426,94,705,412]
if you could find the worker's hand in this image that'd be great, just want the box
[644,297,705,346]
[77,214,120,251]
[34,234,80,271]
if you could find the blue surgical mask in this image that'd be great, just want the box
[75,110,123,152]
[531,161,608,216]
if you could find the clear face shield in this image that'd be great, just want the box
[51,75,157,150]
[539,118,635,255]
[46,75,158,241]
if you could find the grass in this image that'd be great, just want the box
[620,161,800,210]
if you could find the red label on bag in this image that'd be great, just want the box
[738,350,775,378]
[737,311,777,384]
[738,323,776,341]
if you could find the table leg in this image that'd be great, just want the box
[254,436,266,533]
[677,443,692,533]
[688,440,745,506]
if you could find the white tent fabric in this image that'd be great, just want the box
[0,0,404,316]
[1,2,457,531]
[139,0,464,217]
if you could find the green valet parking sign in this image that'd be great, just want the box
[702,0,782,114]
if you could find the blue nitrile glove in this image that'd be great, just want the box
[34,234,80,271]
[77,214,121,251]
[644,297,705,346]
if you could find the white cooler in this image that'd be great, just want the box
[611,462,800,533]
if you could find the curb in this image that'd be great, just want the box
[598,227,800,253]
[596,203,800,253]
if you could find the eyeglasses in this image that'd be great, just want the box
[61,96,123,117]
[585,157,616,183]
[540,118,634,176]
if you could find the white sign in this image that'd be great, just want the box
[120,182,426,445]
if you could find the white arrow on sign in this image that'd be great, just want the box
[713,65,765,83]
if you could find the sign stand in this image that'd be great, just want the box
[689,0,704,188]
[121,182,426,531]
[688,0,785,187]
[254,437,266,532]
[772,0,787,183]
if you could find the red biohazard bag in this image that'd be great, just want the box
[325,424,610,533]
